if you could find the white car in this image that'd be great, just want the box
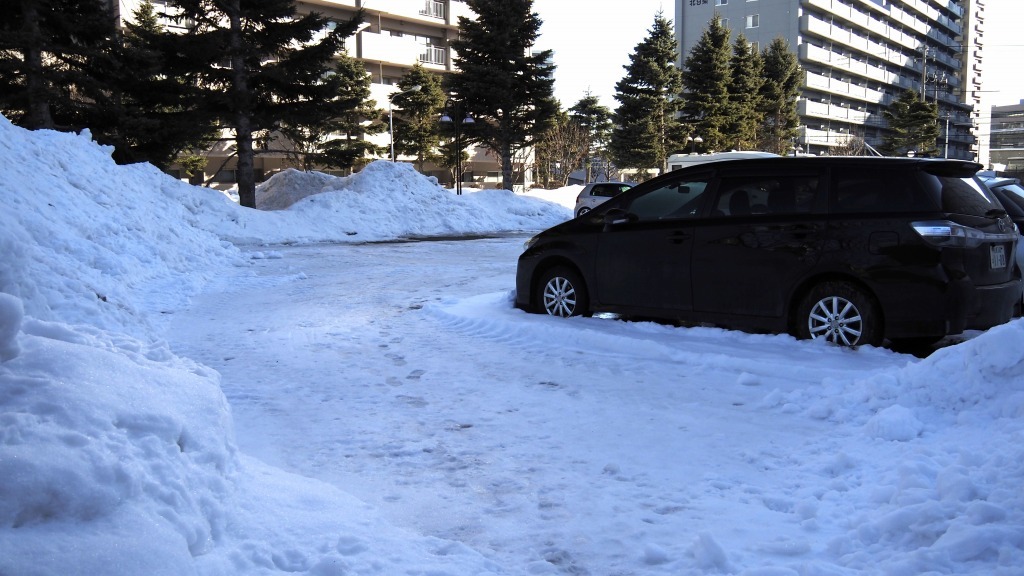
[981,175,1024,312]
[574,182,634,218]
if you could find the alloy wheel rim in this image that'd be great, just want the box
[543,277,576,317]
[808,296,863,346]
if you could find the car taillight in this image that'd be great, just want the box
[911,221,987,248]
[911,220,1017,248]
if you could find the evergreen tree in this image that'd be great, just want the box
[449,0,558,191]
[727,33,764,151]
[880,89,939,156]
[278,54,384,173]
[310,54,385,172]
[680,15,732,153]
[391,64,446,171]
[113,0,219,167]
[758,37,802,155]
[139,0,364,207]
[569,93,613,183]
[610,12,685,177]
[0,0,120,131]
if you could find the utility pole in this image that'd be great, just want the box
[920,48,930,103]
[944,113,950,158]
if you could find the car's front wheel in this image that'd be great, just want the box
[796,281,882,347]
[537,266,589,317]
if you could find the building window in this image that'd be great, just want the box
[420,1,444,19]
[716,0,727,5]
[749,41,759,52]
[746,14,759,28]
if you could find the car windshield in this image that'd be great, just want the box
[991,182,1024,216]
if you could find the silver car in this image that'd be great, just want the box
[574,182,634,218]
[981,175,1024,311]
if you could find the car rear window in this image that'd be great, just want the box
[922,174,1004,217]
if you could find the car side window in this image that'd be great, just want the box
[831,167,930,213]
[626,177,710,221]
[712,173,818,216]
[591,184,629,198]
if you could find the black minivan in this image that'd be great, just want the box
[515,157,1022,347]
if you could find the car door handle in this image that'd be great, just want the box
[667,231,691,244]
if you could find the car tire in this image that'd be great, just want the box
[576,207,591,218]
[536,266,589,317]
[796,281,882,347]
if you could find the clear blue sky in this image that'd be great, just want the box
[533,0,1024,110]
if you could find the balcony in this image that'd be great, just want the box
[419,1,444,19]
[360,30,429,66]
[420,45,446,67]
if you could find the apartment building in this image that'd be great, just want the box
[989,101,1024,180]
[674,0,982,161]
[115,0,507,189]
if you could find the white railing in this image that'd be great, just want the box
[419,45,446,66]
[419,1,444,19]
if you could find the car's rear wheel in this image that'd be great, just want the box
[797,281,882,347]
[537,266,589,317]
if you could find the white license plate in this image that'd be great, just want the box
[990,244,1007,269]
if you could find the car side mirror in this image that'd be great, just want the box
[603,208,635,230]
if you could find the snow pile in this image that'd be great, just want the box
[764,320,1024,573]
[254,168,338,210]
[254,160,570,241]
[787,319,1024,428]
[0,322,235,575]
[0,120,245,338]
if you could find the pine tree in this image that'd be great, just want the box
[727,34,764,151]
[139,0,364,207]
[449,0,558,191]
[880,89,940,156]
[758,37,802,155]
[569,93,613,183]
[391,64,446,171]
[309,54,385,173]
[112,0,219,168]
[0,0,120,131]
[610,12,684,177]
[680,15,732,153]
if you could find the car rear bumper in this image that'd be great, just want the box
[961,277,1022,331]
[876,271,1021,339]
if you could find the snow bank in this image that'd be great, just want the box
[0,117,245,338]
[247,161,570,242]
[0,322,235,575]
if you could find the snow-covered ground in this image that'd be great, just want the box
[2,115,1024,575]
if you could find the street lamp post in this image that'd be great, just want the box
[687,135,703,154]
[440,97,474,195]
[389,84,421,162]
